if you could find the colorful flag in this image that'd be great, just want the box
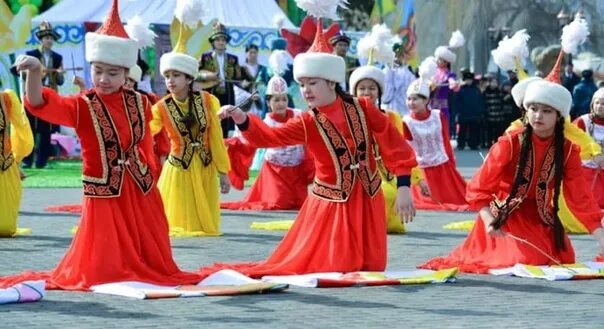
[370,0,397,22]
[391,0,417,67]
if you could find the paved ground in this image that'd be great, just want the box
[2,150,603,328]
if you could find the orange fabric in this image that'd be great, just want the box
[411,161,473,211]
[200,96,416,277]
[582,167,604,208]
[419,131,603,273]
[4,88,202,290]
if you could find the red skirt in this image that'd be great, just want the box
[412,160,472,211]
[0,174,202,290]
[418,201,576,274]
[221,162,309,211]
[203,181,387,278]
[583,167,604,208]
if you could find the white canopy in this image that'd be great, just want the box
[33,0,295,28]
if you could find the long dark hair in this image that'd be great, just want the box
[335,83,354,103]
[179,76,196,130]
[491,116,566,250]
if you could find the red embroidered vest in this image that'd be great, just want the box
[81,89,154,197]
[162,92,212,169]
[310,97,381,202]
[0,94,14,171]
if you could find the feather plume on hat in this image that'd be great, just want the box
[491,29,530,71]
[125,15,157,49]
[561,17,589,55]
[448,30,465,49]
[269,50,289,77]
[295,0,348,20]
[356,24,395,67]
[175,0,207,28]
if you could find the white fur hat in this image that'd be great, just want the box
[294,52,345,83]
[349,66,385,94]
[511,77,541,107]
[160,52,198,78]
[266,75,288,95]
[434,46,456,64]
[129,65,142,83]
[523,80,572,118]
[85,0,138,69]
[406,78,430,99]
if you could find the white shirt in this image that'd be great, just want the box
[216,52,226,87]
[381,64,416,117]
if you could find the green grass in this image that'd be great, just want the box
[22,159,260,188]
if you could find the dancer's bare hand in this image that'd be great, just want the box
[13,55,42,73]
[418,180,431,197]
[480,207,504,237]
[218,105,247,124]
[396,186,416,223]
[219,173,231,194]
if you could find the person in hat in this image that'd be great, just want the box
[574,88,604,208]
[221,75,313,211]
[199,21,243,138]
[0,88,33,237]
[202,1,418,277]
[151,10,231,237]
[382,37,417,117]
[12,21,64,169]
[4,0,203,290]
[420,56,604,274]
[402,58,473,212]
[431,31,465,136]
[454,68,485,150]
[329,30,360,92]
[347,24,426,233]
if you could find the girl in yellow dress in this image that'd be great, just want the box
[0,89,33,236]
[348,25,428,233]
[150,30,230,237]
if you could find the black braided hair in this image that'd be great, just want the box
[551,116,566,251]
[335,83,354,103]
[491,123,533,230]
[265,95,273,112]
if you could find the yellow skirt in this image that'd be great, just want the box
[558,186,588,234]
[158,155,222,237]
[0,164,22,236]
[383,177,405,234]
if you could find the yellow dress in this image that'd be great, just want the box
[0,90,33,236]
[380,111,424,233]
[509,118,602,234]
[150,92,230,237]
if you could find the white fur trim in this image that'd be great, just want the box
[129,65,142,83]
[407,78,430,99]
[523,80,572,118]
[160,52,199,78]
[293,52,345,83]
[511,77,541,107]
[434,46,456,63]
[349,66,385,95]
[85,32,138,68]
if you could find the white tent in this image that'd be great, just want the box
[33,0,295,28]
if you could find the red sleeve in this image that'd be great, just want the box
[466,135,514,209]
[241,113,306,147]
[402,121,413,140]
[154,128,170,158]
[138,97,159,177]
[573,117,587,132]
[358,97,418,176]
[225,137,257,190]
[562,144,603,232]
[24,87,78,127]
[440,111,455,163]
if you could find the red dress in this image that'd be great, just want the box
[419,131,603,273]
[221,109,314,210]
[200,96,417,278]
[574,115,604,208]
[0,87,202,290]
[402,109,472,211]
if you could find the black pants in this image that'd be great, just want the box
[22,114,52,168]
[457,120,481,150]
[486,120,508,147]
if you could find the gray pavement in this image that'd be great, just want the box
[2,150,603,328]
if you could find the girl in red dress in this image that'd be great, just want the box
[403,61,473,211]
[222,75,314,210]
[574,88,604,208]
[419,75,604,274]
[2,0,202,290]
[201,13,418,278]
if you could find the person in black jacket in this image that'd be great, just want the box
[454,69,485,150]
[562,63,580,93]
[12,21,64,168]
